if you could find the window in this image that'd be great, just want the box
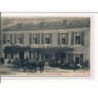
[33,34,38,44]
[75,36,81,44]
[18,37,22,44]
[29,51,38,60]
[75,54,83,64]
[3,34,12,44]
[74,31,84,45]
[61,38,66,45]
[45,38,50,44]
[15,34,24,44]
[59,33,68,45]
[33,38,37,44]
[44,33,52,44]
[30,33,40,44]
[18,34,24,44]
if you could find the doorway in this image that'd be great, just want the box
[75,57,80,64]
[19,51,24,60]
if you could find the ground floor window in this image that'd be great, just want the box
[45,38,50,44]
[75,53,83,64]
[4,53,13,59]
[29,51,38,60]
[4,51,84,65]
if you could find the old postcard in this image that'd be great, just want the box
[0,13,90,77]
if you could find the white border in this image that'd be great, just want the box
[1,12,94,80]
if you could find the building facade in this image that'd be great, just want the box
[0,17,90,64]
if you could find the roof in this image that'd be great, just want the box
[2,17,90,31]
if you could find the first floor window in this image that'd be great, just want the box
[75,36,81,45]
[45,38,50,44]
[72,32,84,45]
[33,38,38,44]
[44,33,52,44]
[17,34,24,44]
[3,34,12,44]
[33,34,38,44]
[14,34,24,44]
[18,37,22,44]
[61,38,66,45]
[59,33,68,45]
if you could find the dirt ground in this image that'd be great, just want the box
[0,66,90,77]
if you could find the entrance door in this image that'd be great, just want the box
[19,51,24,60]
[75,57,80,64]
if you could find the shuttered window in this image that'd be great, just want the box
[75,36,81,44]
[61,38,66,45]
[59,33,68,45]
[29,33,40,44]
[33,34,38,44]
[42,33,52,44]
[14,34,24,44]
[75,53,83,64]
[3,34,12,44]
[71,31,84,45]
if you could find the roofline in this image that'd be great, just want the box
[2,27,90,33]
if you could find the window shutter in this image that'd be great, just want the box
[41,33,44,44]
[71,32,74,45]
[21,34,24,44]
[66,33,68,45]
[38,33,40,45]
[81,31,84,45]
[58,33,60,45]
[32,34,35,44]
[50,33,52,45]
[14,34,16,44]
[3,34,5,44]
[29,34,32,44]
[10,34,12,44]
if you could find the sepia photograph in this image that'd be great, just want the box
[0,13,90,77]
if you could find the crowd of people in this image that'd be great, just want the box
[11,57,45,73]
[0,57,90,73]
